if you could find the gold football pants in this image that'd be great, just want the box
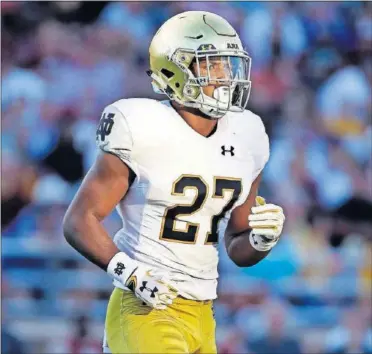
[105,287,217,353]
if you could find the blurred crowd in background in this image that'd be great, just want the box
[2,1,372,353]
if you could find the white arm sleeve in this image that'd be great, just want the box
[96,104,138,175]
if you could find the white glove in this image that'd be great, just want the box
[107,252,178,310]
[248,196,285,252]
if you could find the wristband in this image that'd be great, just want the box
[249,232,277,252]
[107,252,138,283]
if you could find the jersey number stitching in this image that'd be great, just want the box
[159,175,242,244]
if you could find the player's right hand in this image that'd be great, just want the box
[107,252,178,310]
[125,266,178,310]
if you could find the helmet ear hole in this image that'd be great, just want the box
[160,68,174,79]
[175,82,180,88]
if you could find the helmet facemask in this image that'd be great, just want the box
[171,48,252,118]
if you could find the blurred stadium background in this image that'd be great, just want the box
[1,1,372,353]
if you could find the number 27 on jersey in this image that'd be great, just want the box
[160,174,242,245]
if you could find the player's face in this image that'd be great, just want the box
[192,56,230,97]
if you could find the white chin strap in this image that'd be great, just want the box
[198,86,233,119]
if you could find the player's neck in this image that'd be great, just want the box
[171,101,218,137]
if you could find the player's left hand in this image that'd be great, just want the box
[248,196,285,252]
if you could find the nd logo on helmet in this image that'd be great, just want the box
[197,44,216,51]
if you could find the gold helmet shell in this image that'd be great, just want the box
[148,11,252,118]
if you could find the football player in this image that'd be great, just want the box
[63,11,285,354]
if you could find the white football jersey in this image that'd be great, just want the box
[96,98,269,300]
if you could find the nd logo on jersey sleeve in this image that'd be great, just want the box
[96,112,115,142]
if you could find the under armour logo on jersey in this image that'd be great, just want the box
[139,281,159,298]
[221,145,235,156]
[97,112,115,142]
[114,262,125,276]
